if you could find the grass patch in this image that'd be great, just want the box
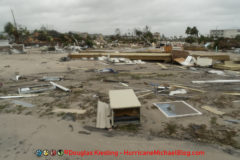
[164,122,178,135]
[0,104,8,111]
[210,117,217,126]
[117,124,139,133]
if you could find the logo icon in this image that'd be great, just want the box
[51,150,57,156]
[58,149,64,156]
[43,149,49,156]
[36,149,42,157]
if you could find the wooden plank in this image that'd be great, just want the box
[224,92,240,96]
[213,61,240,71]
[157,63,168,69]
[172,85,206,93]
[69,53,172,61]
[192,79,240,84]
[201,106,225,115]
[50,82,70,92]
[0,94,38,99]
[52,108,86,114]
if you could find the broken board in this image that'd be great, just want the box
[96,101,111,129]
[213,61,240,71]
[52,108,86,114]
[201,106,225,115]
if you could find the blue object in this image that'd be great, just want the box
[36,149,42,157]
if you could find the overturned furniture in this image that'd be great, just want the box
[109,89,141,125]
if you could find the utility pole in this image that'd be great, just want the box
[10,8,19,43]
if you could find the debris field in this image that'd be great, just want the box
[0,49,240,152]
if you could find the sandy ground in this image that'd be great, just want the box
[0,50,240,159]
[0,114,239,160]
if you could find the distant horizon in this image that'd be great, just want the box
[0,0,239,37]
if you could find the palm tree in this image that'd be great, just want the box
[4,22,16,36]
[185,27,191,35]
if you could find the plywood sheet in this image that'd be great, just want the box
[96,101,111,129]
[109,89,141,109]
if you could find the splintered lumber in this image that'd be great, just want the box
[192,79,240,84]
[171,85,206,93]
[201,106,225,115]
[69,53,172,61]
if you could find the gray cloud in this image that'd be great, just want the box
[0,0,239,36]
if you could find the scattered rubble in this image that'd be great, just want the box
[0,46,240,151]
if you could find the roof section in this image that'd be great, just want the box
[109,89,141,109]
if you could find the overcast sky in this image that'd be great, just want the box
[0,0,239,36]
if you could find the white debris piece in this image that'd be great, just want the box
[169,89,187,96]
[98,56,108,61]
[119,82,128,87]
[0,94,38,99]
[208,70,225,76]
[16,75,21,80]
[192,79,240,84]
[50,82,70,92]
[196,57,213,67]
[109,58,120,63]
[133,60,146,64]
[180,56,196,66]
